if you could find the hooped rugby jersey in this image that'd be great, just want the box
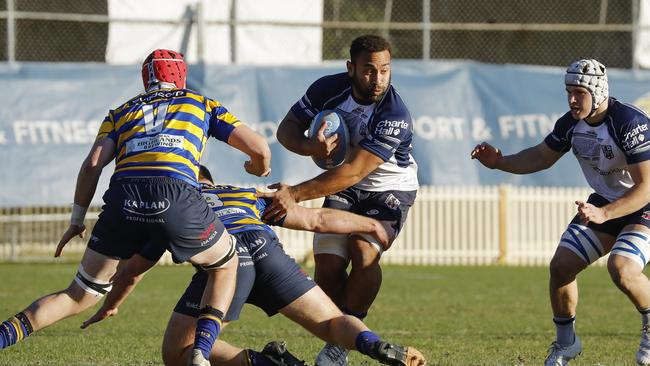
[200,183,283,234]
[544,98,650,201]
[96,89,241,187]
[290,72,418,192]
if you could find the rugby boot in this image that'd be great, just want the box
[315,343,349,366]
[544,336,582,366]
[261,341,311,366]
[366,341,426,366]
[189,349,210,366]
[637,325,650,365]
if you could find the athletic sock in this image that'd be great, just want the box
[246,349,274,366]
[355,330,381,356]
[639,307,650,327]
[553,315,576,346]
[0,312,33,349]
[193,306,224,359]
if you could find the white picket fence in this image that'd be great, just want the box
[0,185,594,266]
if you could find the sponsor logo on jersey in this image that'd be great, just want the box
[623,123,649,150]
[199,223,218,246]
[213,207,247,217]
[252,237,267,248]
[202,193,224,208]
[366,209,379,216]
[375,119,408,136]
[184,301,200,310]
[123,198,171,216]
[590,166,625,176]
[141,90,186,103]
[126,134,185,153]
[326,194,349,205]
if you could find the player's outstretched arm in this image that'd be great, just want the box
[277,110,338,158]
[56,137,116,257]
[259,147,382,221]
[471,141,563,174]
[281,205,390,249]
[80,254,157,329]
[227,124,272,177]
[295,147,383,200]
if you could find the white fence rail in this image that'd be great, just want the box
[0,185,594,266]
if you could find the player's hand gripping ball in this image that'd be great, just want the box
[307,110,349,169]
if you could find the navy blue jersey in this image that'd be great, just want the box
[544,98,650,201]
[290,72,418,192]
[200,184,284,234]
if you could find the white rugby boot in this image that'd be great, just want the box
[189,349,210,366]
[315,343,349,366]
[544,336,582,366]
[637,325,650,365]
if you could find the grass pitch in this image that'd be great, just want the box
[0,263,642,365]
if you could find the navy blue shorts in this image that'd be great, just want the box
[322,187,417,241]
[571,192,650,236]
[88,177,225,263]
[173,229,316,321]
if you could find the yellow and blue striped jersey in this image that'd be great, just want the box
[96,88,242,186]
[200,184,283,234]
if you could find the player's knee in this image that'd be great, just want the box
[549,254,579,284]
[195,234,238,271]
[348,236,381,267]
[607,254,643,290]
[68,264,113,307]
[161,345,189,366]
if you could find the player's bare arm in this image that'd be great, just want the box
[471,141,564,174]
[227,124,272,177]
[260,147,383,221]
[577,160,650,224]
[277,110,339,159]
[81,254,157,329]
[281,205,390,249]
[56,137,116,257]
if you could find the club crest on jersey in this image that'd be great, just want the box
[385,194,401,210]
[123,198,170,216]
[600,145,614,159]
[359,121,368,137]
[642,210,650,221]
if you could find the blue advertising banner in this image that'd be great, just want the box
[2,61,650,206]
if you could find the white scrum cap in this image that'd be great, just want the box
[565,59,609,111]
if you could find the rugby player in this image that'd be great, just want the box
[472,59,650,366]
[260,34,419,366]
[0,49,271,366]
[81,165,427,366]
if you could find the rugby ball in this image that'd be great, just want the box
[307,110,349,169]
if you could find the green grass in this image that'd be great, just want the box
[0,263,643,365]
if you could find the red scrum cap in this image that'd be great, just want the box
[141,49,186,89]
